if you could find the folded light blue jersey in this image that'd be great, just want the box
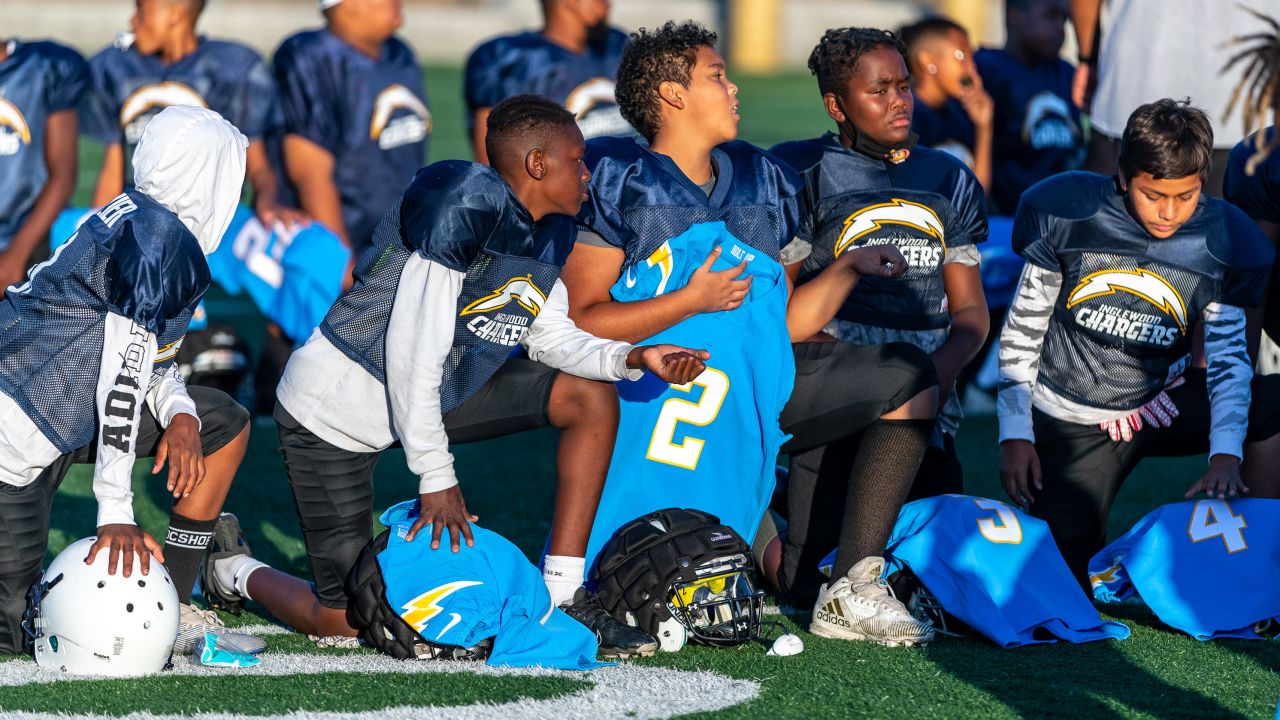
[54,206,349,344]
[1089,499,1280,640]
[378,500,608,670]
[820,495,1129,648]
[206,209,349,343]
[583,221,794,572]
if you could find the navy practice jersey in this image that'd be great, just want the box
[376,500,606,669]
[321,161,572,414]
[578,136,803,267]
[0,191,207,453]
[1224,127,1279,224]
[464,28,631,140]
[822,495,1129,648]
[771,133,987,331]
[584,221,794,570]
[0,40,89,252]
[1090,499,1280,640]
[975,48,1082,215]
[912,97,976,167]
[1013,172,1273,410]
[85,38,276,189]
[273,30,429,250]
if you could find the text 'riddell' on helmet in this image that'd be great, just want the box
[24,537,179,677]
[590,507,765,650]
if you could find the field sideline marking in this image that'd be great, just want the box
[0,653,760,720]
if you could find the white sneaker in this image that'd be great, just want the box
[809,557,934,647]
[174,603,267,656]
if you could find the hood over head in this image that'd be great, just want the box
[133,106,248,255]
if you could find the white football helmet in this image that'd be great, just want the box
[24,537,179,677]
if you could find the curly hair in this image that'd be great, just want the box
[1223,8,1280,174]
[1119,99,1215,182]
[615,21,718,140]
[485,94,578,171]
[807,27,907,98]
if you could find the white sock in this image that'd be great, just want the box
[214,555,266,601]
[542,554,586,607]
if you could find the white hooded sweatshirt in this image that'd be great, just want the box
[0,106,247,528]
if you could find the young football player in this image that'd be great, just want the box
[0,38,86,292]
[898,17,993,193]
[0,107,259,657]
[464,0,631,163]
[975,0,1083,215]
[273,0,429,253]
[203,95,708,658]
[770,27,989,502]
[85,0,299,228]
[998,99,1280,583]
[559,21,939,646]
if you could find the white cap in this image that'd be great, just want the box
[319,0,343,9]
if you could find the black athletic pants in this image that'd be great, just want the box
[280,358,561,609]
[1030,369,1280,583]
[776,341,938,605]
[0,386,248,654]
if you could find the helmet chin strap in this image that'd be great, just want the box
[835,98,918,162]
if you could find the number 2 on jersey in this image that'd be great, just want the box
[1187,499,1247,553]
[646,368,729,470]
[974,498,1023,544]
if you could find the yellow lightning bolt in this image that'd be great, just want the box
[399,580,483,632]
[1088,564,1122,586]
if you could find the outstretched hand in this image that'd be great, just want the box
[406,485,478,552]
[1185,455,1249,500]
[630,345,711,385]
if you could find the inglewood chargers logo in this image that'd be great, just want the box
[461,275,547,347]
[0,98,31,156]
[1066,268,1187,346]
[370,84,431,150]
[835,199,946,269]
[564,77,631,139]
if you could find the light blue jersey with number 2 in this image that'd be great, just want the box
[583,221,793,572]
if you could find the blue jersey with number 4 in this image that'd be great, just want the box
[1089,499,1280,640]
[583,221,793,571]
[821,495,1129,648]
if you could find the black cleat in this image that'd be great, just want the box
[561,587,659,659]
[200,512,253,615]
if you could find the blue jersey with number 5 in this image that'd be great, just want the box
[1090,499,1280,640]
[583,221,793,572]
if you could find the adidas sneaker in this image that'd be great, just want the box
[809,556,934,647]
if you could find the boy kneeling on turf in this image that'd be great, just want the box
[998,98,1280,583]
[0,107,259,657]
[204,95,708,659]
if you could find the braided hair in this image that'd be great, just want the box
[1223,8,1280,174]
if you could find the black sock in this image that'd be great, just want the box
[164,513,217,604]
[833,419,932,580]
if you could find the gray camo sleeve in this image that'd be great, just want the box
[1203,302,1252,459]
[997,262,1063,443]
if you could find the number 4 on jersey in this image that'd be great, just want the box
[1187,499,1248,553]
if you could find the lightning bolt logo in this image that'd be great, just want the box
[646,241,674,296]
[835,199,946,257]
[0,98,32,145]
[1066,269,1187,332]
[1088,564,1123,587]
[399,580,483,633]
[460,276,547,317]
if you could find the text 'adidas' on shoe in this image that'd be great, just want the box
[809,556,934,647]
[561,587,659,659]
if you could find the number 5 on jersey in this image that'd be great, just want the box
[646,368,729,470]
